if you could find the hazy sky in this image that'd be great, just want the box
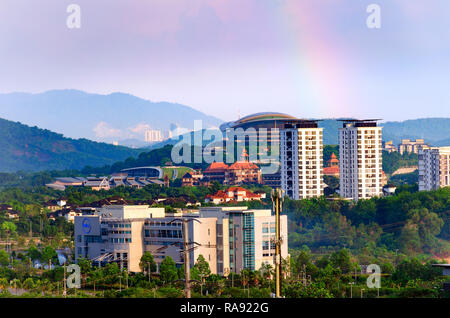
[0,0,449,122]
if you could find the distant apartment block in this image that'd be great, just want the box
[75,205,288,275]
[398,139,430,154]
[339,119,383,201]
[418,147,450,191]
[280,120,324,199]
[144,129,163,143]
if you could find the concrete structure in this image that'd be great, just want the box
[75,205,288,275]
[339,119,383,201]
[418,147,450,191]
[280,120,324,199]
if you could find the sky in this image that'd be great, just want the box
[0,0,449,122]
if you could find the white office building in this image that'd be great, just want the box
[419,147,450,191]
[280,121,324,199]
[75,205,288,275]
[339,119,383,201]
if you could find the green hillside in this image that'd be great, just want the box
[0,118,141,172]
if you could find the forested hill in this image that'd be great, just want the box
[0,118,141,172]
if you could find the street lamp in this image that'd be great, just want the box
[348,282,355,298]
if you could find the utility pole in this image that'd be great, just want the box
[182,220,191,298]
[361,288,364,298]
[63,262,67,298]
[163,218,202,299]
[271,188,284,298]
[119,275,122,292]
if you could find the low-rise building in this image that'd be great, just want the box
[383,140,398,153]
[205,187,265,204]
[45,177,86,191]
[75,205,288,275]
[84,177,110,191]
[181,170,205,187]
[398,139,430,154]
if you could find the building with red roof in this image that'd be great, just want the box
[205,187,265,204]
[203,149,262,185]
[323,153,340,177]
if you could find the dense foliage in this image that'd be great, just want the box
[286,186,450,257]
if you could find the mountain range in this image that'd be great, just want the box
[0,89,448,172]
[0,90,223,145]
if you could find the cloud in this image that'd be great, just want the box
[93,121,123,139]
[128,123,152,134]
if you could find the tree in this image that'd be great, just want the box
[259,263,273,281]
[0,250,9,267]
[139,252,157,282]
[27,246,42,263]
[159,256,178,283]
[191,254,211,295]
[1,221,17,235]
[77,257,92,275]
[41,246,58,269]
[330,249,353,274]
[191,254,211,280]
[89,269,103,292]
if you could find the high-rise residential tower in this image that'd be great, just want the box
[418,147,450,191]
[280,120,324,199]
[339,119,383,201]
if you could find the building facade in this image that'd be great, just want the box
[398,139,430,154]
[418,147,450,191]
[75,205,288,276]
[339,119,383,201]
[280,121,324,199]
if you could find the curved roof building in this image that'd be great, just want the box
[220,112,299,131]
[220,112,319,144]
